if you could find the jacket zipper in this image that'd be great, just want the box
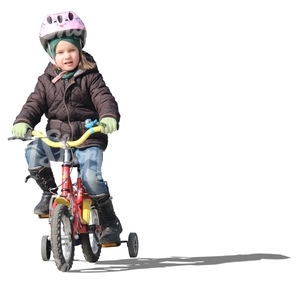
[63,79,75,140]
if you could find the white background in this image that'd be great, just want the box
[1,1,299,299]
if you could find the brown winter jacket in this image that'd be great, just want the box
[13,52,120,150]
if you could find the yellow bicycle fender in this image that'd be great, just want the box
[54,197,70,207]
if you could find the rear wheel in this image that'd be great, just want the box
[51,204,74,272]
[81,207,102,262]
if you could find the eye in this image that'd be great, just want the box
[47,16,52,24]
[57,15,63,23]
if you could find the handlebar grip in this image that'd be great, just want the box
[8,136,18,140]
[7,136,31,141]
[8,129,33,141]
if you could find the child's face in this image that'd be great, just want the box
[55,40,80,72]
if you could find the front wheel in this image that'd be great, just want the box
[51,204,74,272]
[81,207,102,262]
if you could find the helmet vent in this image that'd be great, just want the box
[47,16,52,24]
[68,12,74,21]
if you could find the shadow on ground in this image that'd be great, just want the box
[69,253,290,273]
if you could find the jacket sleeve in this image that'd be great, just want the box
[13,75,47,127]
[89,72,121,124]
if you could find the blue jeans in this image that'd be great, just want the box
[25,139,108,196]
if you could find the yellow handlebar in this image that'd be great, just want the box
[32,125,102,148]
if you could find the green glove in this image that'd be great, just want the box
[12,122,32,138]
[99,117,117,134]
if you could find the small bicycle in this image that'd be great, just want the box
[8,122,138,272]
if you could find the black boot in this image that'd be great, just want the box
[27,166,58,215]
[90,193,123,244]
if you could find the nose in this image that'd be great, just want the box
[64,51,71,59]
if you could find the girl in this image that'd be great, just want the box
[12,11,122,244]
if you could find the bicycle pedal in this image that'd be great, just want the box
[38,213,49,219]
[101,241,121,248]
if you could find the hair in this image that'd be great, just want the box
[52,51,95,71]
[79,52,96,70]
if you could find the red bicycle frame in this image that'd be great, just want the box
[50,143,97,239]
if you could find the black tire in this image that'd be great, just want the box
[81,207,102,262]
[128,232,139,258]
[41,235,51,261]
[51,204,74,272]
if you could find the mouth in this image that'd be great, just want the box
[64,61,73,66]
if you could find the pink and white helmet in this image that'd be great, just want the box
[39,11,87,50]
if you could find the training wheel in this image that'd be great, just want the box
[127,232,138,258]
[41,235,51,261]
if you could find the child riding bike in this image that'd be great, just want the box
[11,10,122,245]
